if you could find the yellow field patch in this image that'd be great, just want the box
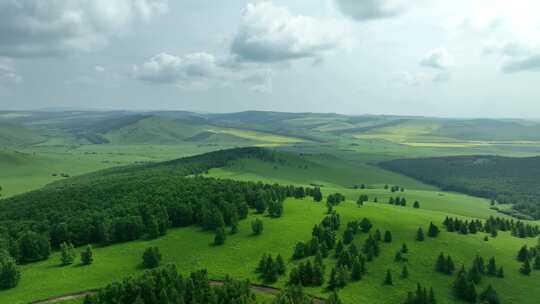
[207,128,304,144]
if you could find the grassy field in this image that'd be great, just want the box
[1,197,537,304]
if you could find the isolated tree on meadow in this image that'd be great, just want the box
[0,253,20,289]
[401,243,409,253]
[401,265,409,279]
[251,219,264,235]
[60,242,76,266]
[384,230,392,243]
[81,245,93,265]
[214,227,226,245]
[416,227,425,241]
[517,245,529,262]
[142,246,161,269]
[428,222,440,237]
[413,201,420,208]
[520,258,531,275]
[383,269,393,285]
[343,228,354,245]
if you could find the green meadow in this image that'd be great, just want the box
[2,197,537,304]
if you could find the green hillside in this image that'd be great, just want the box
[1,148,539,304]
[381,155,540,219]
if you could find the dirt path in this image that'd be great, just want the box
[30,281,326,304]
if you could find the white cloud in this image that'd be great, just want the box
[94,66,106,72]
[0,58,22,85]
[334,0,407,21]
[420,48,454,70]
[0,0,168,57]
[231,2,351,63]
[133,52,272,92]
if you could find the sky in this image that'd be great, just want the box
[0,0,539,118]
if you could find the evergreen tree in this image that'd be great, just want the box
[520,259,531,275]
[0,253,20,289]
[429,288,436,304]
[360,218,372,233]
[292,242,306,260]
[383,269,393,285]
[453,269,476,303]
[276,254,286,275]
[343,228,354,245]
[214,227,226,245]
[496,266,504,278]
[60,242,76,266]
[251,219,264,235]
[401,265,409,279]
[399,243,408,254]
[230,211,239,234]
[384,231,392,243]
[351,258,362,281]
[479,285,500,304]
[428,222,440,237]
[533,255,540,270]
[413,201,420,208]
[374,229,382,242]
[468,264,481,284]
[517,245,529,262]
[446,256,455,275]
[80,245,93,265]
[313,187,323,202]
[142,246,161,269]
[487,257,497,276]
[416,227,425,241]
[335,240,344,257]
[436,253,446,273]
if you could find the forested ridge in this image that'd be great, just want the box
[0,147,311,265]
[381,155,540,219]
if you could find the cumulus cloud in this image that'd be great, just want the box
[0,0,168,57]
[334,0,406,21]
[503,55,540,73]
[231,2,351,63]
[133,52,272,92]
[420,48,454,70]
[0,58,22,85]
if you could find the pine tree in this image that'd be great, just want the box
[276,254,286,275]
[401,243,408,253]
[487,257,497,275]
[80,245,93,265]
[446,256,455,275]
[343,228,354,245]
[534,255,540,270]
[401,265,409,279]
[351,258,362,281]
[428,222,440,237]
[0,253,20,289]
[214,227,226,245]
[468,264,481,284]
[517,245,529,262]
[496,266,504,278]
[251,219,264,235]
[436,252,446,273]
[413,201,420,208]
[384,231,392,243]
[142,246,161,269]
[374,229,382,242]
[383,269,393,285]
[416,227,425,241]
[429,288,436,304]
[520,259,531,275]
[479,285,500,304]
[60,242,76,266]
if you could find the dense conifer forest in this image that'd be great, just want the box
[381,156,540,219]
[0,148,310,265]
